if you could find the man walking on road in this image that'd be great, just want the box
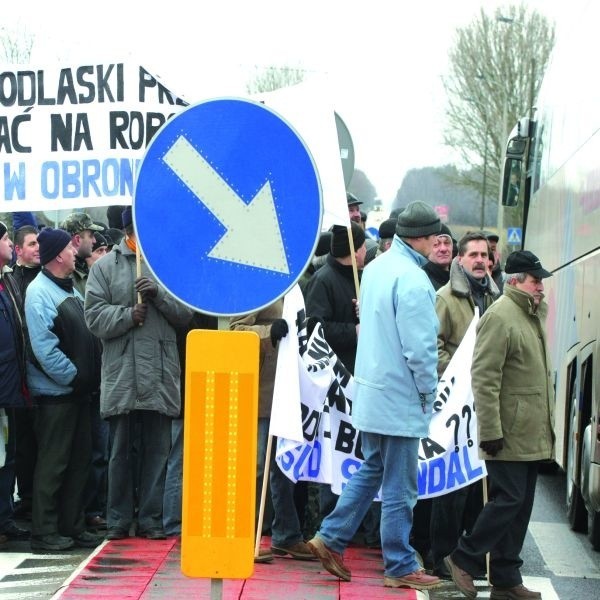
[308,201,442,592]
[445,250,555,600]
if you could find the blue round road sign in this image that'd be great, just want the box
[134,98,322,316]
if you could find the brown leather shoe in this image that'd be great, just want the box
[444,555,477,598]
[306,536,351,581]
[490,584,541,599]
[254,548,274,563]
[271,541,317,560]
[384,569,442,590]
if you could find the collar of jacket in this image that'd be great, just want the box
[1,264,13,277]
[394,236,428,267]
[326,253,360,280]
[448,257,500,299]
[503,284,547,319]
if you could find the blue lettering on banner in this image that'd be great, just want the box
[417,445,484,496]
[40,158,139,199]
[2,162,26,200]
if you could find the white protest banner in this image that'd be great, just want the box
[273,291,486,499]
[0,63,187,212]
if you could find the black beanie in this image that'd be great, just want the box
[378,218,397,239]
[0,221,7,239]
[121,206,133,229]
[395,201,441,238]
[92,233,108,252]
[38,228,71,265]
[330,222,366,258]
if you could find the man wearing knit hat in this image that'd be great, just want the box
[24,228,102,551]
[308,201,442,591]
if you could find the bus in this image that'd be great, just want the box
[499,1,600,550]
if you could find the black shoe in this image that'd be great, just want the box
[72,531,103,548]
[1,522,30,540]
[86,515,107,530]
[138,527,167,540]
[106,527,129,540]
[31,534,74,551]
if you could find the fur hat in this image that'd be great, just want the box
[395,201,441,238]
[38,228,71,265]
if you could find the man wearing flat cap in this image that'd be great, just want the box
[308,201,442,591]
[24,228,102,551]
[445,250,555,600]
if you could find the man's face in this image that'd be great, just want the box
[16,233,40,266]
[75,230,96,259]
[0,232,14,266]
[458,240,489,279]
[355,242,367,269]
[428,235,453,267]
[412,234,437,259]
[89,246,107,264]
[348,204,362,224]
[488,239,498,253]
[57,242,77,274]
[514,273,545,306]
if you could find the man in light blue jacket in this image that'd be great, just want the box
[308,201,442,592]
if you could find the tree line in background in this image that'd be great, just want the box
[2,3,555,235]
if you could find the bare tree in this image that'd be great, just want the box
[443,3,554,226]
[1,23,34,63]
[246,65,306,94]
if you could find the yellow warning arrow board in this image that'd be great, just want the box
[181,330,259,579]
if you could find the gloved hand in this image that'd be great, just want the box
[270,319,289,347]
[135,276,158,300]
[480,438,504,457]
[132,303,147,325]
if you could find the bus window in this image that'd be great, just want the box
[502,158,521,206]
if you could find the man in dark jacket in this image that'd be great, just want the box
[423,224,454,291]
[11,224,41,519]
[0,222,30,544]
[25,228,102,551]
[445,250,554,600]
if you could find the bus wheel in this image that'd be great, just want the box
[567,393,588,532]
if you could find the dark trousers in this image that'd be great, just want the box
[83,394,109,517]
[107,411,171,533]
[14,407,37,507]
[430,480,484,572]
[32,399,91,537]
[452,461,538,588]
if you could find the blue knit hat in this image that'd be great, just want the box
[38,228,71,265]
[121,206,133,229]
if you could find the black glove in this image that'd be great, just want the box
[480,438,504,457]
[270,319,289,347]
[135,276,158,300]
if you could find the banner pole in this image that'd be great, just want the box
[255,434,273,559]
[346,226,360,302]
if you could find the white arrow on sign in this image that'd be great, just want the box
[163,135,290,274]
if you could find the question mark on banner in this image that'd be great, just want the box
[445,414,460,453]
[462,405,473,447]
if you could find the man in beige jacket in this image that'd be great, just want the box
[445,250,555,600]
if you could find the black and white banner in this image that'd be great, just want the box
[270,284,486,499]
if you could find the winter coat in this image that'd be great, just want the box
[84,240,193,418]
[303,254,360,374]
[352,237,439,438]
[471,284,555,461]
[25,269,100,399]
[0,266,27,408]
[423,260,450,291]
[229,299,283,418]
[436,258,500,376]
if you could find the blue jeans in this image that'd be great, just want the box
[163,418,183,535]
[318,433,421,578]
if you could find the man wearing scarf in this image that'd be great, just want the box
[430,231,500,578]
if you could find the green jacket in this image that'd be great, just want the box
[436,259,499,377]
[471,285,555,461]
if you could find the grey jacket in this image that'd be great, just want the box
[84,240,193,418]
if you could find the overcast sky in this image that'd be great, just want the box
[3,0,572,207]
